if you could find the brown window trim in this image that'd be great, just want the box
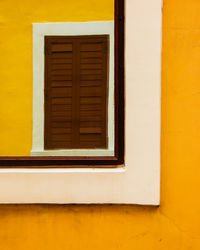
[0,0,124,167]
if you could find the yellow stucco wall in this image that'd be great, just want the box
[0,0,200,249]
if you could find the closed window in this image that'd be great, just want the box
[31,21,121,163]
[44,35,109,150]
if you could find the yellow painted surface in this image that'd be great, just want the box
[0,0,114,156]
[0,0,200,250]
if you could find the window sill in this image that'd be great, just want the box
[31,149,115,157]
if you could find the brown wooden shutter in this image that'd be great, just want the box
[44,35,108,149]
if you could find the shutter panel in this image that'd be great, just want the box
[79,37,108,148]
[44,37,74,149]
[44,36,108,149]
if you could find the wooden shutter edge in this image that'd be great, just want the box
[114,0,125,164]
[44,37,51,149]
[0,156,122,167]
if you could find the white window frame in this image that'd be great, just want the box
[31,21,115,157]
[0,0,162,205]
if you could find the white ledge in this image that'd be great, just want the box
[31,149,115,157]
[0,167,126,173]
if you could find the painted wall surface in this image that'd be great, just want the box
[0,0,200,249]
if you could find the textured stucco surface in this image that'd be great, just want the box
[1,0,200,249]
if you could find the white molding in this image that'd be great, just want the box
[0,0,162,205]
[31,21,115,156]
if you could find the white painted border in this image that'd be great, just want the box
[31,21,114,156]
[0,0,162,205]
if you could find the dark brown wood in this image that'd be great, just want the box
[45,35,109,149]
[72,39,79,147]
[0,0,124,167]
[79,37,108,149]
[114,0,125,164]
[0,156,120,167]
[44,37,51,149]
[45,37,74,150]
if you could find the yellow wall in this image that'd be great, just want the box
[0,0,200,249]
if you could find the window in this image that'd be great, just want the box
[29,20,121,165]
[44,35,109,150]
[0,0,161,205]
[0,0,124,166]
